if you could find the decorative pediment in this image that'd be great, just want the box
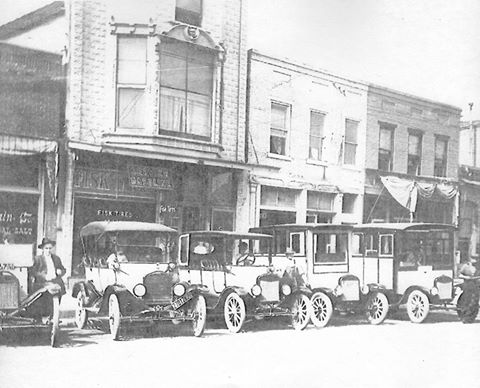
[160,24,222,52]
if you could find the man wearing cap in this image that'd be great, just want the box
[31,237,66,295]
[458,254,478,280]
[284,247,309,288]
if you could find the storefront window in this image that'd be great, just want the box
[0,192,38,244]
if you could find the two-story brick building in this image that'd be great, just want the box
[364,85,461,225]
[246,50,368,228]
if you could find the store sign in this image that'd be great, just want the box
[127,165,173,190]
[0,193,37,244]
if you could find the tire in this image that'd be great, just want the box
[50,295,60,348]
[191,295,207,337]
[75,292,89,329]
[224,293,246,333]
[406,290,430,323]
[108,294,121,340]
[310,292,333,328]
[366,292,389,325]
[291,293,311,330]
[457,290,480,324]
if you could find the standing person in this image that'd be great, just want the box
[30,238,66,321]
[284,247,309,287]
[458,254,478,280]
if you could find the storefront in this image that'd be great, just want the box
[70,151,237,275]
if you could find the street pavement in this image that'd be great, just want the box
[1,310,479,388]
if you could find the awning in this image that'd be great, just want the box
[380,175,458,213]
[0,134,58,203]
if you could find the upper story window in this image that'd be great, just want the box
[306,191,334,224]
[175,0,202,26]
[309,110,325,160]
[270,102,290,156]
[344,119,358,165]
[407,131,422,175]
[378,124,394,171]
[159,41,215,140]
[116,36,147,129]
[434,136,448,177]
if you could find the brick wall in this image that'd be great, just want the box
[366,87,461,179]
[67,0,247,162]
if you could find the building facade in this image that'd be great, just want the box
[246,50,368,228]
[364,85,461,225]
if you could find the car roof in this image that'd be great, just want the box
[185,230,273,239]
[250,223,354,232]
[353,222,456,232]
[80,221,177,237]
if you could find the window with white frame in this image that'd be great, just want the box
[344,119,358,165]
[378,125,394,171]
[175,0,202,26]
[159,41,215,140]
[260,186,297,226]
[270,102,290,156]
[116,36,147,129]
[407,131,422,175]
[434,136,448,177]
[313,232,348,264]
[309,110,325,160]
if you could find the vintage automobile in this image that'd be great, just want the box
[250,224,390,327]
[177,231,312,333]
[72,221,207,339]
[0,244,61,347]
[353,223,472,323]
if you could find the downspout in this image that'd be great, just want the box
[245,48,252,163]
[235,0,243,162]
[218,43,225,146]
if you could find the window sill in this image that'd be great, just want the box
[267,153,292,162]
[306,159,327,167]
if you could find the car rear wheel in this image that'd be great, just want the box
[457,289,480,324]
[366,292,389,325]
[50,295,60,347]
[224,293,246,333]
[291,293,311,330]
[406,290,430,323]
[310,291,333,328]
[75,292,88,329]
[191,295,207,337]
[108,294,121,340]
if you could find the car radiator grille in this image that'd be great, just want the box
[341,279,360,301]
[0,282,18,309]
[436,281,452,300]
[143,272,174,304]
[260,280,279,302]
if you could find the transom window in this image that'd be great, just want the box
[309,111,325,160]
[270,102,290,156]
[175,0,202,26]
[407,131,422,175]
[159,41,215,140]
[116,36,147,129]
[344,119,358,165]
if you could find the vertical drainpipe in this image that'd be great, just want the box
[218,43,225,146]
[245,48,252,164]
[235,0,243,162]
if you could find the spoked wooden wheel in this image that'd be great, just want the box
[191,295,207,337]
[310,292,333,328]
[291,294,311,330]
[224,293,246,333]
[75,292,89,329]
[406,290,430,323]
[366,292,389,325]
[50,295,60,347]
[108,294,121,340]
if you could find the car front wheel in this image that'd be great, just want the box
[366,292,389,325]
[291,293,311,330]
[108,294,121,340]
[406,290,430,323]
[191,295,207,337]
[224,293,246,333]
[310,291,333,328]
[50,295,60,347]
[75,291,88,329]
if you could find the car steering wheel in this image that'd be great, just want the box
[236,254,255,266]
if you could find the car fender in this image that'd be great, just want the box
[310,287,335,305]
[293,285,312,297]
[72,280,100,305]
[214,286,251,310]
[398,285,431,305]
[99,285,146,316]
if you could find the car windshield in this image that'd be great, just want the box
[398,230,453,269]
[188,236,271,268]
[90,230,177,264]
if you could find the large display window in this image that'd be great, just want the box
[0,192,38,244]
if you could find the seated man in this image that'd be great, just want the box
[235,241,252,265]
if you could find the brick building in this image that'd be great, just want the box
[0,40,64,250]
[246,50,368,227]
[0,0,249,277]
[364,85,461,224]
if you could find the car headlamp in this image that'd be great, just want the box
[281,284,292,296]
[168,262,177,271]
[173,283,186,297]
[133,283,147,297]
[361,285,370,295]
[333,285,343,297]
[430,287,439,296]
[251,284,262,297]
